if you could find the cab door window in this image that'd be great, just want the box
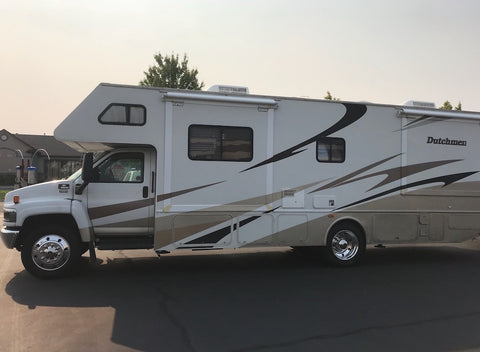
[94,152,144,183]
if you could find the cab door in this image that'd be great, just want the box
[86,149,155,236]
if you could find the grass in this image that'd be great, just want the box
[0,190,9,202]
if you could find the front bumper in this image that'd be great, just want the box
[1,226,20,249]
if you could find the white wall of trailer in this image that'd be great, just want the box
[55,84,480,250]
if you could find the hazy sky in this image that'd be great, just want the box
[1,0,479,134]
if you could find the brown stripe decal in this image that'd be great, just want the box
[337,159,462,192]
[156,181,224,202]
[339,171,478,210]
[309,154,401,193]
[309,156,461,194]
[88,198,155,220]
[89,181,225,220]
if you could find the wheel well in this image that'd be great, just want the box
[19,214,80,247]
[327,218,366,245]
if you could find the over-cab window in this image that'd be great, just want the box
[188,125,253,162]
[98,104,146,126]
[316,137,345,163]
[93,152,144,183]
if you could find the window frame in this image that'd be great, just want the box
[188,124,254,162]
[98,103,147,126]
[316,137,346,163]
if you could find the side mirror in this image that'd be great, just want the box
[81,153,94,182]
[76,153,94,195]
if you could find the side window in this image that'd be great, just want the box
[316,137,345,163]
[98,104,146,126]
[94,152,144,183]
[188,125,253,162]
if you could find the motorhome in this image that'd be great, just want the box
[2,83,480,277]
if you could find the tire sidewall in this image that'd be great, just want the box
[21,225,81,278]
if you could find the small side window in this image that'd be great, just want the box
[316,137,345,163]
[99,104,146,126]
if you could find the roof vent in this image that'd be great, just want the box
[403,100,436,108]
[208,85,249,95]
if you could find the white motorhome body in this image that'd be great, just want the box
[3,83,480,277]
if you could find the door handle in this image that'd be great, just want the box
[142,186,148,198]
[151,171,155,193]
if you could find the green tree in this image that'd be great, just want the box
[139,53,204,90]
[324,91,340,100]
[439,100,462,111]
[439,101,453,110]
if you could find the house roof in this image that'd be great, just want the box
[16,133,81,158]
[0,129,81,158]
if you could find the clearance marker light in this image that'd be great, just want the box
[13,196,20,204]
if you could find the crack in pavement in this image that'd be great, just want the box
[155,287,196,352]
[232,310,480,351]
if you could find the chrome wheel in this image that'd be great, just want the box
[22,224,81,278]
[31,234,71,271]
[325,222,365,266]
[331,230,359,261]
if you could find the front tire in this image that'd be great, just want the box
[325,222,365,266]
[21,225,81,278]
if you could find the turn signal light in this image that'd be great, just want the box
[13,196,20,204]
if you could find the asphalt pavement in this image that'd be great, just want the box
[2,202,480,352]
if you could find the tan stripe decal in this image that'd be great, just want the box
[154,179,328,247]
[198,179,329,211]
[88,198,155,220]
[337,159,461,192]
[89,172,325,222]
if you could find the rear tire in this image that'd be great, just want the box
[21,225,81,278]
[324,222,365,266]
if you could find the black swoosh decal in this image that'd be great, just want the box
[186,216,261,244]
[338,171,478,210]
[186,207,279,244]
[241,103,367,172]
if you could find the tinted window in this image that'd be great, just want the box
[99,104,146,126]
[188,125,253,161]
[316,137,345,163]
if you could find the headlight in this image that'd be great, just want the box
[4,209,16,223]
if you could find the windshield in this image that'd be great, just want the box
[66,168,82,181]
